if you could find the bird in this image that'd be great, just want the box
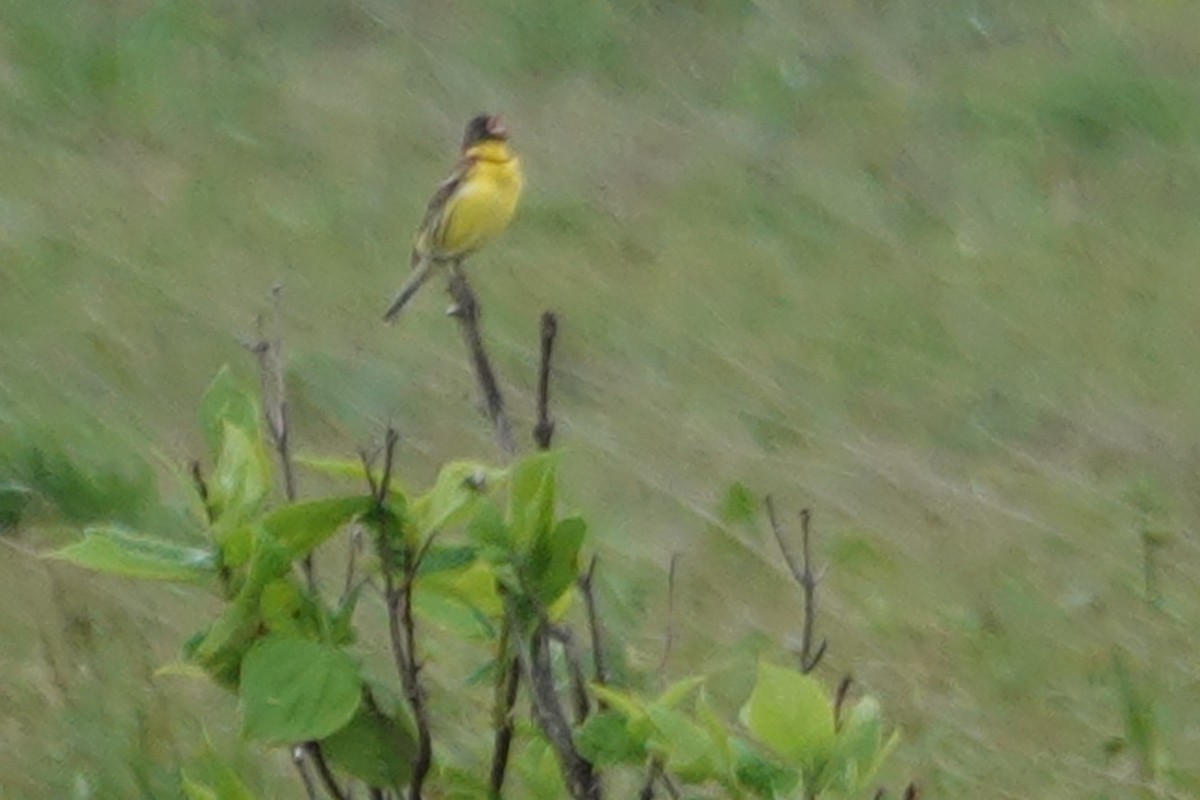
[383,114,525,322]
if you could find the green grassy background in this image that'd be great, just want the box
[3,0,1200,797]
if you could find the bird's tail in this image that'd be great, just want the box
[383,256,435,322]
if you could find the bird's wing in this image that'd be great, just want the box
[412,157,474,266]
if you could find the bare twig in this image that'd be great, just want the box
[400,567,432,798]
[292,746,320,800]
[377,427,399,504]
[833,674,853,730]
[903,783,919,800]
[521,625,602,800]
[489,640,522,797]
[659,553,680,681]
[306,742,350,800]
[246,287,311,589]
[534,312,559,450]
[446,266,515,459]
[765,498,827,673]
[547,624,591,725]
[189,460,214,524]
[638,759,680,800]
[578,555,609,690]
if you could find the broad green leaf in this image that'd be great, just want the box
[467,500,511,557]
[743,661,835,770]
[322,698,416,788]
[733,738,801,799]
[577,710,649,767]
[507,451,558,546]
[210,422,271,524]
[410,461,504,541]
[260,495,370,559]
[48,527,216,583]
[240,636,362,744]
[417,544,478,577]
[0,482,33,529]
[647,705,722,783]
[191,593,259,682]
[526,516,585,606]
[199,365,260,458]
[413,590,496,639]
[697,689,731,765]
[419,560,503,617]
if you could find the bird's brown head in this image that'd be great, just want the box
[462,114,509,149]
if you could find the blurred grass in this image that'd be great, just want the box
[3,0,1200,796]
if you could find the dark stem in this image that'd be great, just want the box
[400,566,433,798]
[246,288,312,590]
[533,312,559,450]
[658,553,679,681]
[765,498,827,673]
[521,624,602,800]
[488,626,522,798]
[446,266,515,459]
[833,674,854,730]
[291,746,320,800]
[547,624,591,725]
[189,460,214,524]
[306,742,350,800]
[578,555,609,691]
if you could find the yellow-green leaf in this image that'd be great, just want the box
[743,661,835,770]
[48,527,216,583]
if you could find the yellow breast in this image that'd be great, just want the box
[438,145,524,258]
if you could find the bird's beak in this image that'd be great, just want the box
[486,115,509,139]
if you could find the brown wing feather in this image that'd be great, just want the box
[411,157,473,266]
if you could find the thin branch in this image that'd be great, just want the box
[446,266,515,459]
[765,497,827,673]
[903,784,919,800]
[533,311,559,450]
[658,553,680,681]
[578,555,609,690]
[833,674,854,730]
[547,624,591,725]
[489,626,521,798]
[377,427,399,505]
[292,746,320,800]
[400,565,433,798]
[246,287,311,590]
[189,460,214,525]
[521,624,602,800]
[306,742,350,800]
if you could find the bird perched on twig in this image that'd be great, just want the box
[383,114,524,322]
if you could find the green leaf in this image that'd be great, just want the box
[508,451,558,546]
[260,496,370,559]
[733,739,801,799]
[413,589,496,639]
[417,544,478,577]
[410,461,503,541]
[576,710,648,766]
[591,684,649,726]
[718,482,759,531]
[526,516,585,606]
[48,527,216,583]
[181,774,218,800]
[0,482,34,529]
[658,675,706,710]
[210,422,271,525]
[743,661,835,770]
[322,696,416,788]
[467,500,511,557]
[199,365,260,458]
[240,636,362,744]
[295,455,399,493]
[820,695,895,795]
[647,705,723,783]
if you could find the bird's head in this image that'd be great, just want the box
[462,114,510,150]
